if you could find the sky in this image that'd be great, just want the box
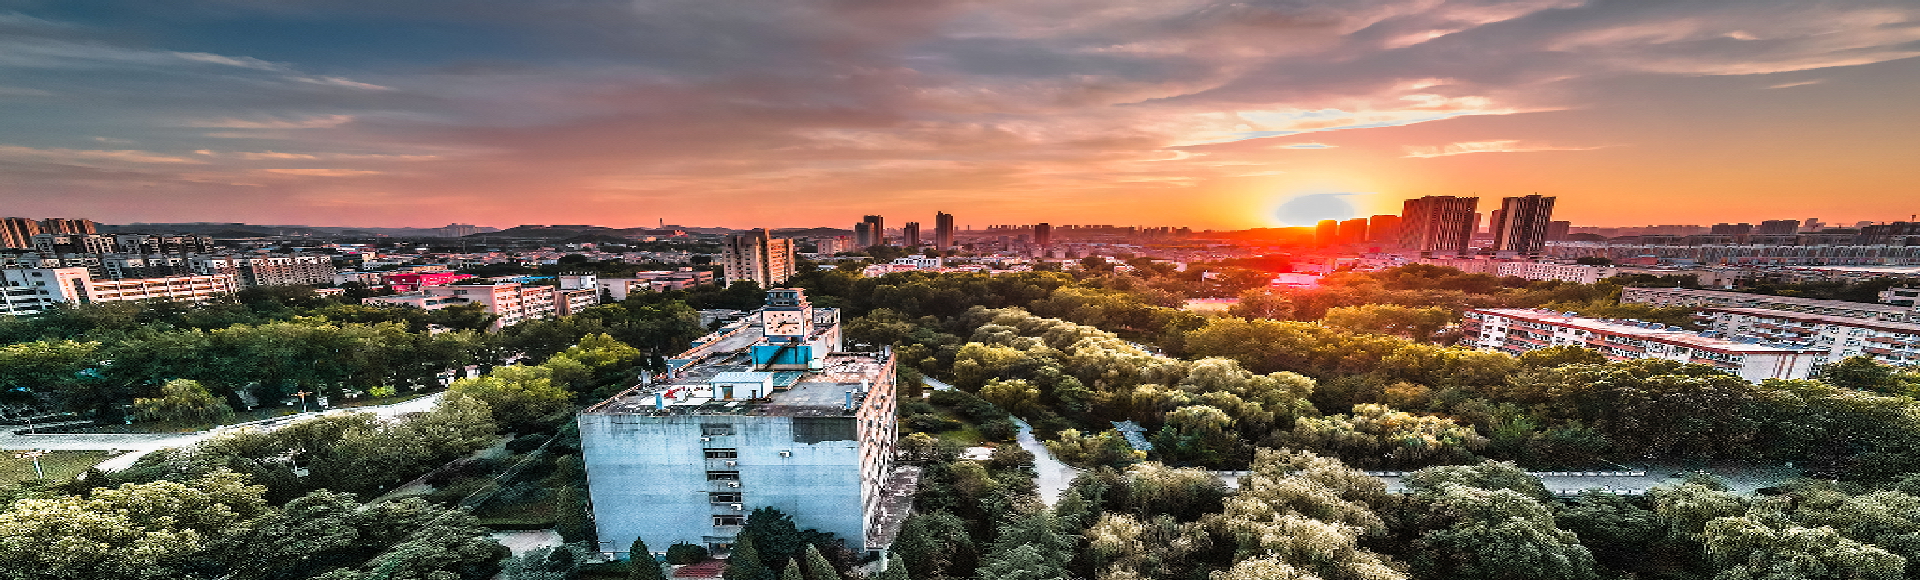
[1,0,1917,230]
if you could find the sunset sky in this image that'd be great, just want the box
[2,0,1917,230]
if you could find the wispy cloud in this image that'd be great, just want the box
[191,115,357,129]
[1768,79,1825,89]
[0,144,205,164]
[1403,140,1606,158]
[261,168,385,177]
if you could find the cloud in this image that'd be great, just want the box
[191,115,357,129]
[1402,140,1605,158]
[261,168,385,177]
[1768,79,1825,89]
[0,144,206,164]
[1274,142,1334,149]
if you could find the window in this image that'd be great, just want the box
[701,423,735,436]
[706,471,740,481]
[704,449,738,459]
[709,492,742,503]
[713,515,745,526]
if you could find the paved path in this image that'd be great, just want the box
[922,376,954,391]
[1,392,445,473]
[1012,418,1077,506]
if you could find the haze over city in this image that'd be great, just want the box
[3,0,1918,229]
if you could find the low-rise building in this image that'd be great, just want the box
[1695,307,1920,367]
[1463,308,1823,381]
[1,267,240,316]
[1622,287,1920,324]
[362,282,578,330]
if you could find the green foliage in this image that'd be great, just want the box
[1321,304,1455,343]
[131,378,233,423]
[554,485,593,544]
[724,534,774,580]
[449,364,573,432]
[629,538,666,580]
[665,541,709,565]
[1044,429,1144,469]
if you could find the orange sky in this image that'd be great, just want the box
[2,1,1917,230]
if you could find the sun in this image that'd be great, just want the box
[1270,192,1363,226]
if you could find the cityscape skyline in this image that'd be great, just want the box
[2,1,1916,229]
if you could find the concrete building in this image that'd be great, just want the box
[1695,307,1920,367]
[37,218,97,235]
[1,267,239,316]
[903,222,921,248]
[859,215,885,247]
[1621,287,1920,324]
[1490,195,1555,254]
[1034,223,1052,248]
[1337,218,1368,245]
[556,288,601,316]
[722,229,795,288]
[363,282,562,330]
[578,289,907,559]
[1399,196,1479,254]
[935,212,955,250]
[0,218,41,249]
[32,234,116,255]
[1464,308,1823,381]
[1757,220,1801,235]
[1367,215,1401,244]
[1494,263,1743,287]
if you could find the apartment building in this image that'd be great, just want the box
[1,267,240,316]
[1464,308,1822,381]
[1495,263,1744,287]
[578,289,906,559]
[1695,307,1920,367]
[363,282,571,330]
[1621,287,1920,324]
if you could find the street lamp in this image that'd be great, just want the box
[293,390,312,413]
[15,449,47,480]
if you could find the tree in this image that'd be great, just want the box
[724,534,774,580]
[1229,288,1295,320]
[1703,517,1903,580]
[448,364,572,431]
[782,559,805,580]
[666,542,709,565]
[1516,346,1607,368]
[555,485,593,543]
[1818,355,1911,394]
[1322,304,1455,343]
[974,545,1065,580]
[0,471,268,580]
[877,553,911,580]
[1150,405,1242,467]
[133,378,234,423]
[1407,483,1599,580]
[742,507,806,570]
[804,544,839,580]
[630,538,665,580]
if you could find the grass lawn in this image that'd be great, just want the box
[474,495,558,529]
[0,450,108,484]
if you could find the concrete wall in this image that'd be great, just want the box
[580,413,866,557]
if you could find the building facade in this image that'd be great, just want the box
[1399,196,1479,254]
[721,229,795,288]
[1463,308,1822,381]
[363,282,568,330]
[578,290,902,559]
[1,268,239,316]
[935,212,955,250]
[1621,287,1920,324]
[1490,195,1556,254]
[1695,307,1920,367]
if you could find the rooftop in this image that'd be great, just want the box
[584,351,889,417]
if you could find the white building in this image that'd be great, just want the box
[1622,287,1920,324]
[578,289,907,559]
[1464,308,1822,381]
[1695,307,1920,367]
[363,282,566,330]
[1,267,240,316]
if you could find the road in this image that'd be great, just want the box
[1012,418,1077,506]
[2,392,445,473]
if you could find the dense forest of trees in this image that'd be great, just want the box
[8,262,1920,580]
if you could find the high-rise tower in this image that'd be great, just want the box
[934,212,954,250]
[1399,196,1479,254]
